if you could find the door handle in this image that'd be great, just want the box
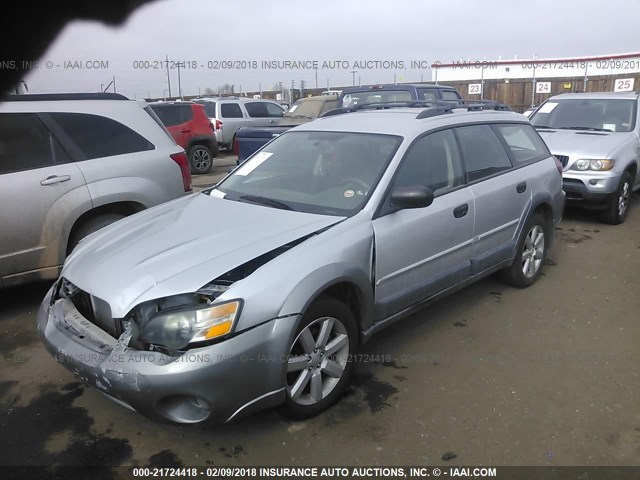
[40,175,71,186]
[516,182,527,193]
[181,129,191,133]
[453,203,469,218]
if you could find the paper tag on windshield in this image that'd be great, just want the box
[288,105,298,113]
[539,102,558,113]
[235,151,273,176]
[209,189,226,199]
[603,123,616,132]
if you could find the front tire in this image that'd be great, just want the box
[188,145,213,174]
[280,297,357,419]
[499,213,549,288]
[600,171,632,225]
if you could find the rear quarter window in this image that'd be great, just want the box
[494,124,550,165]
[220,103,244,118]
[49,112,154,160]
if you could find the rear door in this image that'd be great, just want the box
[454,124,532,274]
[245,101,284,128]
[219,102,246,145]
[0,113,89,283]
[372,129,474,320]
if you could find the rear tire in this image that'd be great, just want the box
[68,213,125,254]
[188,145,213,174]
[279,296,357,420]
[600,171,632,225]
[499,213,549,288]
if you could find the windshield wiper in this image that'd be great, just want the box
[533,125,556,129]
[238,195,294,211]
[557,126,612,132]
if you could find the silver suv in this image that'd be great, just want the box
[193,97,284,149]
[0,93,190,288]
[38,102,564,424]
[530,92,640,224]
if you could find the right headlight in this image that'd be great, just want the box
[570,159,615,171]
[139,300,241,350]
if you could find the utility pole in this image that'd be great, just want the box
[166,54,172,98]
[350,70,357,86]
[315,67,318,88]
[113,75,116,93]
[100,83,103,93]
[177,62,183,99]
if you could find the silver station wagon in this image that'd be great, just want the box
[38,102,565,424]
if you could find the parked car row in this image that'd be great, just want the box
[235,94,338,162]
[2,84,637,428]
[191,96,286,151]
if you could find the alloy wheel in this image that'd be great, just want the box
[286,316,349,406]
[191,147,212,173]
[618,180,631,217]
[521,225,545,279]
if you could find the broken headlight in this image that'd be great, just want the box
[138,300,241,350]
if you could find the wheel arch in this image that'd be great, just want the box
[278,265,374,340]
[66,201,145,255]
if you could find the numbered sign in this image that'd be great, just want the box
[536,82,551,94]
[468,83,482,95]
[614,78,635,92]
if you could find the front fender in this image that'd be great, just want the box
[278,262,374,331]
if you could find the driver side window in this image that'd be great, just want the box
[394,129,464,196]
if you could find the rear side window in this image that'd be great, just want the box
[440,90,461,101]
[455,125,512,182]
[0,113,65,174]
[417,89,438,101]
[220,103,243,118]
[150,105,192,126]
[50,113,154,160]
[494,124,550,165]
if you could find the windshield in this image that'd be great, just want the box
[530,98,637,132]
[215,131,402,216]
[340,90,412,108]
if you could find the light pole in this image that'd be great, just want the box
[350,70,358,86]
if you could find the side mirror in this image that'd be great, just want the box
[390,186,434,210]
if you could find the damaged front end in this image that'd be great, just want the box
[37,234,319,423]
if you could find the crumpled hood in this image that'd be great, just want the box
[62,193,343,317]
[538,129,633,159]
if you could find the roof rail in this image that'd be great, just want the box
[3,93,129,102]
[322,99,513,119]
[321,100,435,117]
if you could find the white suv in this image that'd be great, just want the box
[0,93,191,288]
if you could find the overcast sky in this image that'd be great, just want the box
[23,0,640,98]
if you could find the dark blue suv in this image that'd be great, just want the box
[337,83,462,108]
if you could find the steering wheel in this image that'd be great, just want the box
[341,178,369,193]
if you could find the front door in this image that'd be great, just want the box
[372,129,474,320]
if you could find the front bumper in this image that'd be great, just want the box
[37,286,292,424]
[562,171,621,208]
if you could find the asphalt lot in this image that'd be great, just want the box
[0,183,639,470]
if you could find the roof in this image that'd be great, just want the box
[294,107,527,138]
[549,91,640,100]
[3,93,129,102]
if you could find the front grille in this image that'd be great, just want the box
[554,154,569,167]
[60,278,119,337]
